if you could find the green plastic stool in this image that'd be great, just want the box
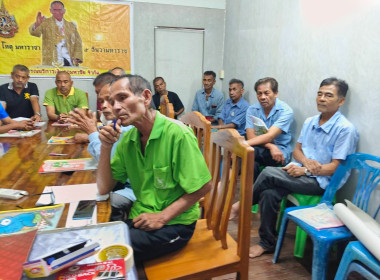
[251,204,258,213]
[251,165,266,214]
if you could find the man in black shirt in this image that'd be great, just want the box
[0,65,42,121]
[153,77,184,119]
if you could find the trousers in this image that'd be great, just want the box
[253,166,324,250]
[126,220,196,263]
[252,146,282,181]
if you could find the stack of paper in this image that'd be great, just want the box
[35,183,108,206]
[0,130,41,138]
[288,203,344,230]
[47,136,74,144]
[38,158,98,173]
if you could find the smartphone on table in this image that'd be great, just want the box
[72,200,96,220]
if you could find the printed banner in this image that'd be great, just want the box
[0,0,132,78]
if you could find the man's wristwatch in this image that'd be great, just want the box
[305,168,312,176]
[35,112,41,116]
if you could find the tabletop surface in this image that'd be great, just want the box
[0,122,111,226]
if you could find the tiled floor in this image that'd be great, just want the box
[213,211,365,280]
[137,211,367,279]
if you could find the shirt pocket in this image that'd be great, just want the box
[210,104,218,114]
[153,166,174,189]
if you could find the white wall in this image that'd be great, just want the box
[223,0,380,210]
[133,2,225,90]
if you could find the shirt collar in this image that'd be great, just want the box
[8,82,28,90]
[57,87,74,96]
[55,18,64,28]
[252,98,279,117]
[129,111,165,144]
[267,98,280,118]
[312,110,342,133]
[201,88,215,97]
[149,111,165,140]
[229,97,245,108]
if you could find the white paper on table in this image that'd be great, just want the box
[65,201,97,228]
[13,117,31,121]
[334,200,380,261]
[35,183,109,206]
[35,186,54,206]
[33,121,47,127]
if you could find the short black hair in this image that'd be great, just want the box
[51,1,64,8]
[229,78,244,88]
[93,72,116,87]
[153,77,164,85]
[56,71,71,80]
[320,77,349,98]
[109,67,126,75]
[12,64,29,75]
[203,71,216,79]
[254,77,278,93]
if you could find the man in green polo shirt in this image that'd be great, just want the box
[43,71,88,122]
[97,74,211,262]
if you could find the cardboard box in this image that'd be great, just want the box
[23,242,100,278]
[56,259,126,280]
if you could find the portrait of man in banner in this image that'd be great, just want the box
[29,1,83,67]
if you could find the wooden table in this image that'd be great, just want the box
[0,122,111,227]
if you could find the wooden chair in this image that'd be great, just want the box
[144,129,254,280]
[180,111,211,167]
[160,95,175,119]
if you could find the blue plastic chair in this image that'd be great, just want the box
[272,153,380,280]
[334,241,380,280]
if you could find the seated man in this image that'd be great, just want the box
[245,77,293,180]
[97,74,211,262]
[249,77,359,258]
[212,78,249,137]
[94,72,117,122]
[43,71,88,122]
[192,70,224,124]
[153,77,184,119]
[70,82,135,220]
[0,103,34,133]
[0,64,42,121]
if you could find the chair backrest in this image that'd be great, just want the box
[159,95,175,119]
[180,111,211,167]
[322,153,380,217]
[206,129,254,255]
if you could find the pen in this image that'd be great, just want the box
[113,119,117,130]
[49,153,68,156]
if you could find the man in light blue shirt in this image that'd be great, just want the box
[192,70,224,124]
[245,77,293,180]
[248,77,359,258]
[213,78,249,136]
[70,80,135,221]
